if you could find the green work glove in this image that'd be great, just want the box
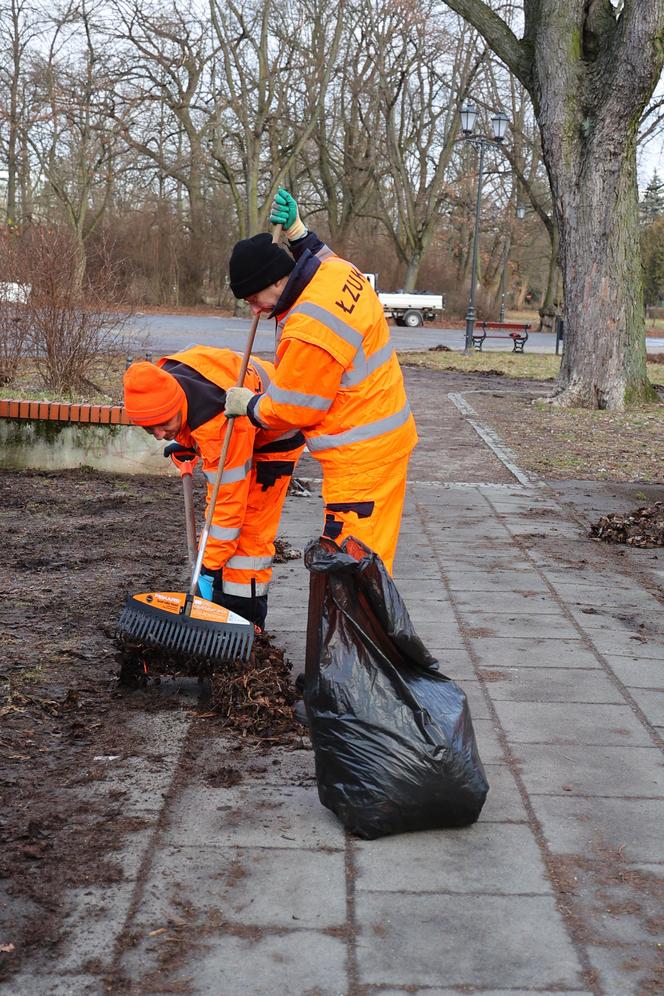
[224,386,255,417]
[270,188,307,242]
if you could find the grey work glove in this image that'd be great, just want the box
[224,386,255,417]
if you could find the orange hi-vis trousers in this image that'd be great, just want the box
[320,453,410,575]
[220,439,304,600]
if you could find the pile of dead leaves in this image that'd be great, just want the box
[590,502,664,548]
[114,631,302,746]
[207,631,300,745]
[274,536,302,562]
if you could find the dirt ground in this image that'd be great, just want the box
[1,365,663,985]
[0,466,305,984]
[471,388,664,484]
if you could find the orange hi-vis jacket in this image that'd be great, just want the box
[249,256,418,477]
[158,346,303,598]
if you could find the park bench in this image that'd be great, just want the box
[472,320,530,353]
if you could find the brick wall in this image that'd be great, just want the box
[0,400,131,425]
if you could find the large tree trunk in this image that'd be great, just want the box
[551,137,650,406]
[534,4,657,408]
[403,252,424,292]
[443,0,664,409]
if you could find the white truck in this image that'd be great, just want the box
[363,273,445,327]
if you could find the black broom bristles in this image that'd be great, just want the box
[116,596,254,665]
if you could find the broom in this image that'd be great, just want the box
[115,225,282,665]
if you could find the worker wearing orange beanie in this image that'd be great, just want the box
[123,347,304,629]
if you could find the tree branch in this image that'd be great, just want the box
[442,0,531,87]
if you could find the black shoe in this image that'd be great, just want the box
[294,672,306,694]
[294,699,308,726]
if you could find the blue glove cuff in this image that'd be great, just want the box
[197,572,214,602]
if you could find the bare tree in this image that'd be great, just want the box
[207,0,345,238]
[0,0,41,226]
[109,0,218,303]
[27,0,123,291]
[360,3,483,290]
[299,4,384,252]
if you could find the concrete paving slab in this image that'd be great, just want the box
[425,522,506,537]
[479,667,624,704]
[354,892,584,990]
[181,740,315,789]
[407,622,466,649]
[628,687,664,727]
[3,975,99,995]
[392,561,447,580]
[354,823,550,894]
[262,607,309,629]
[396,578,455,599]
[377,991,591,996]
[515,744,664,798]
[478,763,528,822]
[74,711,191,815]
[405,601,455,626]
[583,627,664,660]
[538,568,640,590]
[546,581,653,604]
[507,521,587,540]
[457,679,491,720]
[603,655,664,689]
[585,941,663,996]
[470,637,601,670]
[130,843,346,930]
[453,589,562,615]
[162,782,344,850]
[471,720,506,765]
[122,928,348,996]
[427,647,477,680]
[531,794,664,863]
[444,569,550,592]
[492,700,654,747]
[488,499,569,515]
[53,881,138,974]
[568,606,657,632]
[465,612,579,641]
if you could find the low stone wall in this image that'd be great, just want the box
[0,400,171,475]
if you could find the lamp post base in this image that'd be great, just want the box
[464,314,475,353]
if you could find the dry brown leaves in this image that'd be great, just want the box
[590,501,664,547]
[207,631,300,745]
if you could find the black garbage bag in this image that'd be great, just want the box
[303,536,489,839]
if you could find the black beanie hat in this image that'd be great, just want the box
[229,233,295,299]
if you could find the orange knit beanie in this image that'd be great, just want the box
[123,362,185,426]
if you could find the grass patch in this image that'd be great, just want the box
[398,349,664,386]
[472,394,664,483]
[0,356,127,405]
[398,350,560,381]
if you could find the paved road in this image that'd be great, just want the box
[128,312,664,357]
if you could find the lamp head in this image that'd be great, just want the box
[490,111,509,142]
[460,102,478,135]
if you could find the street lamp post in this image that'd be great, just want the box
[460,104,509,352]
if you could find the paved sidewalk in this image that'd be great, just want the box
[7,375,663,995]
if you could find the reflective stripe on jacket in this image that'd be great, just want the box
[157,346,303,579]
[253,257,417,472]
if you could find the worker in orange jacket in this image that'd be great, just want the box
[123,346,304,628]
[225,190,417,574]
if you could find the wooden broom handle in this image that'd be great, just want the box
[186,224,283,605]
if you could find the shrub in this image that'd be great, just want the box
[1,226,135,395]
